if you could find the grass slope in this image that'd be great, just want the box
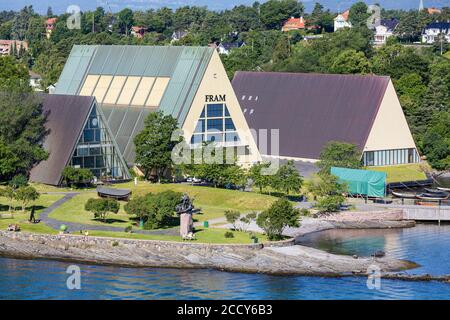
[368,163,428,183]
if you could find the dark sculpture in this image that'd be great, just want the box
[176,193,195,239]
[176,193,194,214]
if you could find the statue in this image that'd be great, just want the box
[176,193,194,238]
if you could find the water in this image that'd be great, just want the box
[298,223,450,275]
[1,224,450,300]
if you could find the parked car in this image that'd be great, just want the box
[187,177,202,183]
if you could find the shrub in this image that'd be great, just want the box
[9,174,28,189]
[224,231,234,238]
[124,190,182,230]
[256,198,300,241]
[62,167,94,188]
[85,198,120,222]
[124,225,133,233]
[224,210,241,230]
[315,195,345,213]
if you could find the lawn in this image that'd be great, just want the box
[368,163,429,183]
[49,192,134,228]
[86,227,267,244]
[0,193,63,234]
[48,183,278,229]
[112,182,278,222]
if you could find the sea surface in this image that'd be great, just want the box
[1,224,450,300]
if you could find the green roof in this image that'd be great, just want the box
[55,45,214,164]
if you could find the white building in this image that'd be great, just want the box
[374,19,399,45]
[422,22,450,44]
[334,10,351,32]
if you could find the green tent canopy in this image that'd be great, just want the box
[331,167,387,198]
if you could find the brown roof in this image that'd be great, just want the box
[232,71,390,160]
[30,94,94,185]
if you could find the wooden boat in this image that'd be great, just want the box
[416,193,449,201]
[424,188,449,194]
[391,190,417,199]
[437,187,450,192]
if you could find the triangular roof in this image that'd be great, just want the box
[30,94,95,185]
[232,71,390,160]
[54,45,215,164]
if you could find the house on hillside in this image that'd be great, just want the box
[131,26,147,39]
[334,10,351,32]
[29,71,42,91]
[422,21,450,44]
[171,30,188,42]
[282,17,305,32]
[374,19,399,45]
[0,40,28,56]
[46,18,57,39]
[427,7,442,15]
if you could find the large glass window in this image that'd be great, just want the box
[69,105,128,180]
[363,148,420,166]
[191,103,240,146]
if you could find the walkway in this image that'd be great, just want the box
[38,193,179,236]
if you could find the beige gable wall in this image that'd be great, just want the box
[182,51,261,165]
[364,80,417,152]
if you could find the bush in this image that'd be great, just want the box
[256,198,300,241]
[124,190,182,230]
[9,174,28,189]
[224,231,234,238]
[62,167,94,188]
[124,225,133,233]
[85,198,120,222]
[315,195,345,213]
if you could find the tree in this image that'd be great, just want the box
[9,174,28,189]
[306,173,347,214]
[239,211,257,232]
[124,191,182,229]
[61,167,94,188]
[0,56,29,90]
[117,8,134,36]
[272,160,303,195]
[15,185,39,212]
[317,141,362,174]
[349,2,370,29]
[249,162,274,193]
[329,49,371,74]
[256,198,300,240]
[224,210,241,230]
[1,186,16,212]
[421,112,450,170]
[0,91,48,181]
[85,198,120,222]
[134,111,180,182]
[260,0,304,29]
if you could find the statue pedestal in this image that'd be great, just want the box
[179,213,193,237]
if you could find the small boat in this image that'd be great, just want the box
[416,193,449,201]
[424,188,449,194]
[391,190,417,199]
[437,187,450,192]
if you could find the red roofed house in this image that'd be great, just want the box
[282,16,305,32]
[427,7,442,15]
[46,18,57,39]
[334,10,352,32]
[131,26,147,39]
[0,40,28,56]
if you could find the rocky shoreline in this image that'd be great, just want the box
[0,213,418,276]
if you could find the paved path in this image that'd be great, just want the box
[38,193,179,236]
